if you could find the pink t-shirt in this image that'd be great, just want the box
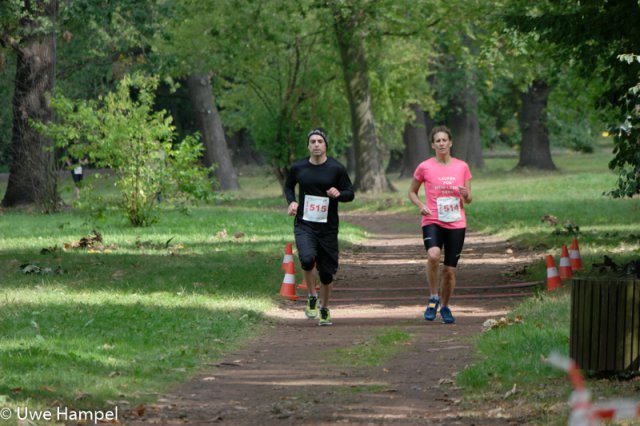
[413,157,472,229]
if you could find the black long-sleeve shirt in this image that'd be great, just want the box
[284,157,355,232]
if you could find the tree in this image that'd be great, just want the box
[508,0,640,196]
[186,74,239,190]
[152,0,241,191]
[517,78,555,169]
[448,80,484,168]
[331,2,391,193]
[398,104,432,177]
[433,35,485,169]
[1,0,59,209]
[159,1,347,185]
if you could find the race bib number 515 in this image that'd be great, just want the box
[303,195,329,223]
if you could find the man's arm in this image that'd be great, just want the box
[284,166,298,216]
[336,167,354,202]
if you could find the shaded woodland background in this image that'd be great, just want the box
[1,0,639,209]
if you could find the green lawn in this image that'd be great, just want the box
[0,146,638,425]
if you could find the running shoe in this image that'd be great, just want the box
[440,306,455,324]
[318,307,332,326]
[424,296,440,321]
[305,295,319,319]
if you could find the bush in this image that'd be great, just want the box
[38,73,215,226]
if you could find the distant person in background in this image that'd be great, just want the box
[66,156,86,200]
[284,128,355,326]
[408,125,472,324]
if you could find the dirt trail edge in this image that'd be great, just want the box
[128,212,539,426]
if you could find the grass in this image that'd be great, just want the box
[457,287,640,426]
[0,171,365,423]
[329,328,412,368]
[0,145,638,425]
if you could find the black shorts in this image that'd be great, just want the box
[422,224,466,267]
[71,172,83,184]
[294,220,339,277]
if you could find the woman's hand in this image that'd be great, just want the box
[458,185,472,203]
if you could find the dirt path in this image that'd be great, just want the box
[126,212,540,425]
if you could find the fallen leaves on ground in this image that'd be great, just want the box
[20,264,65,275]
[64,229,117,253]
[134,404,145,417]
[482,315,523,332]
[40,245,61,254]
[503,383,517,399]
[541,214,558,226]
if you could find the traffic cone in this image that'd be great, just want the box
[279,261,299,300]
[559,244,572,280]
[570,238,583,271]
[282,242,294,271]
[298,278,308,290]
[546,255,562,291]
[297,278,320,291]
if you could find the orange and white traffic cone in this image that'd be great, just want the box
[298,278,308,290]
[282,242,294,271]
[297,278,320,291]
[279,261,299,300]
[570,238,583,271]
[559,244,572,280]
[546,255,562,291]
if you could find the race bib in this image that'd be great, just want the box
[436,196,462,222]
[303,195,329,223]
[73,166,83,175]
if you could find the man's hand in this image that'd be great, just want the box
[326,187,341,198]
[287,201,298,216]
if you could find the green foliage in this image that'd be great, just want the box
[505,1,640,198]
[546,68,607,153]
[38,73,214,226]
[606,54,640,198]
[152,0,449,178]
[152,0,333,178]
[607,113,640,198]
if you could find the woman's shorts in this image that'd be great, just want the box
[422,224,466,267]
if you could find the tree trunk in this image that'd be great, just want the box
[2,0,59,209]
[517,79,556,170]
[186,73,240,191]
[226,129,263,166]
[449,85,484,169]
[346,142,356,176]
[385,149,402,174]
[400,104,431,177]
[333,6,393,193]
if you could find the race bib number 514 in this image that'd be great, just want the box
[436,196,462,222]
[303,195,329,223]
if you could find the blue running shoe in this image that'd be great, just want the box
[440,306,455,324]
[424,296,439,321]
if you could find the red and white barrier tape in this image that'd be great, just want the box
[546,352,640,426]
